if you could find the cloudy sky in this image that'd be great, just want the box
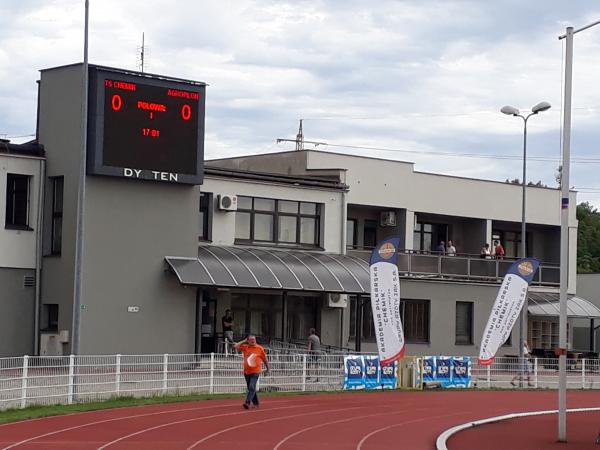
[2,1,600,206]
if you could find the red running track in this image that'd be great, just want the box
[0,391,598,449]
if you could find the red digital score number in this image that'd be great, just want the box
[181,104,191,121]
[111,94,122,111]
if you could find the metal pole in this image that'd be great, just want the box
[71,0,89,356]
[558,25,574,443]
[518,116,528,387]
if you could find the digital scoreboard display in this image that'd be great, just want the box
[87,66,205,184]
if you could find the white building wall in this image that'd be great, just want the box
[0,154,43,269]
[201,176,344,253]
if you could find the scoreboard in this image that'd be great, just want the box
[87,66,205,184]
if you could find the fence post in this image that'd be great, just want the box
[115,354,121,395]
[582,359,586,389]
[486,364,491,388]
[67,354,75,404]
[20,355,29,409]
[534,358,538,389]
[162,354,168,395]
[302,354,307,392]
[209,352,215,394]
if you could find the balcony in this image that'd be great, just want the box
[348,249,559,287]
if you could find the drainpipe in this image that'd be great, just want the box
[34,158,45,355]
[340,184,348,348]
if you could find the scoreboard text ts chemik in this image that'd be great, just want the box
[87,65,206,185]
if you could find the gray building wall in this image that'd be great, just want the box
[341,279,520,357]
[38,64,198,355]
[0,268,35,356]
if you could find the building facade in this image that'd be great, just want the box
[2,62,595,358]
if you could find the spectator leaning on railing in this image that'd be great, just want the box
[446,240,456,256]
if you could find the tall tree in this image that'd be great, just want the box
[577,202,600,273]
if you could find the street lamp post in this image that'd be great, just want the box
[501,101,551,387]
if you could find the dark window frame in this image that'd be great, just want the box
[235,196,321,248]
[363,219,378,249]
[455,301,474,345]
[5,173,32,230]
[199,192,213,242]
[401,299,430,344]
[346,218,358,250]
[50,176,64,255]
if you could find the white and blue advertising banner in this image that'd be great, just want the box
[479,258,540,365]
[364,356,380,390]
[343,356,398,390]
[344,355,365,390]
[369,237,405,365]
[420,356,472,388]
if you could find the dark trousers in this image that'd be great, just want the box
[244,373,260,405]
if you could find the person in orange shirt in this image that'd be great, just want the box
[234,335,270,409]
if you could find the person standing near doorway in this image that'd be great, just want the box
[446,240,456,256]
[307,328,322,381]
[222,309,234,343]
[234,335,270,409]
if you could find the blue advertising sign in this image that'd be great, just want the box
[344,355,365,390]
[343,356,398,390]
[364,356,380,390]
[420,356,472,389]
[380,361,398,390]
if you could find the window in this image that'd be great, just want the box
[5,174,31,229]
[199,192,212,241]
[455,301,473,345]
[235,196,321,247]
[402,299,430,343]
[50,177,64,254]
[350,297,430,343]
[42,304,59,331]
[363,219,378,249]
[346,219,357,250]
[500,231,531,258]
[231,294,283,339]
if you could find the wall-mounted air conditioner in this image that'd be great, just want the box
[328,293,348,308]
[380,211,397,227]
[218,194,238,211]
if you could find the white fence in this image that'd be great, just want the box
[1,354,600,411]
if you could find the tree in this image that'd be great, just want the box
[577,202,600,273]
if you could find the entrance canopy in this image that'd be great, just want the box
[528,292,600,318]
[165,245,370,294]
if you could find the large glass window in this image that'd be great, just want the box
[231,294,283,339]
[235,196,321,247]
[455,301,473,345]
[5,173,30,229]
[199,192,212,241]
[402,299,430,343]
[363,219,378,249]
[346,219,357,250]
[50,177,64,254]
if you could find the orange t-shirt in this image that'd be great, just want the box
[239,344,267,375]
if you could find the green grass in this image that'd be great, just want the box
[0,390,368,425]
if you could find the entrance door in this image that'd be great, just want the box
[200,296,217,353]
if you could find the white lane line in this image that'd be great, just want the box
[186,406,364,450]
[97,404,313,450]
[1,399,293,449]
[272,407,430,450]
[435,406,600,450]
[356,412,468,450]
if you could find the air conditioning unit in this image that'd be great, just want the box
[380,211,397,227]
[218,194,238,211]
[328,293,348,308]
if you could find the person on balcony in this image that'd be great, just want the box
[493,240,505,259]
[480,243,492,259]
[436,241,446,255]
[446,240,456,256]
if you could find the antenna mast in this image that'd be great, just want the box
[295,119,304,151]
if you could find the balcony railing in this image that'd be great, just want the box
[348,249,560,287]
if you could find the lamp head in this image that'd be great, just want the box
[531,101,551,113]
[501,105,520,116]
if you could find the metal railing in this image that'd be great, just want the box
[349,249,559,286]
[2,354,599,412]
